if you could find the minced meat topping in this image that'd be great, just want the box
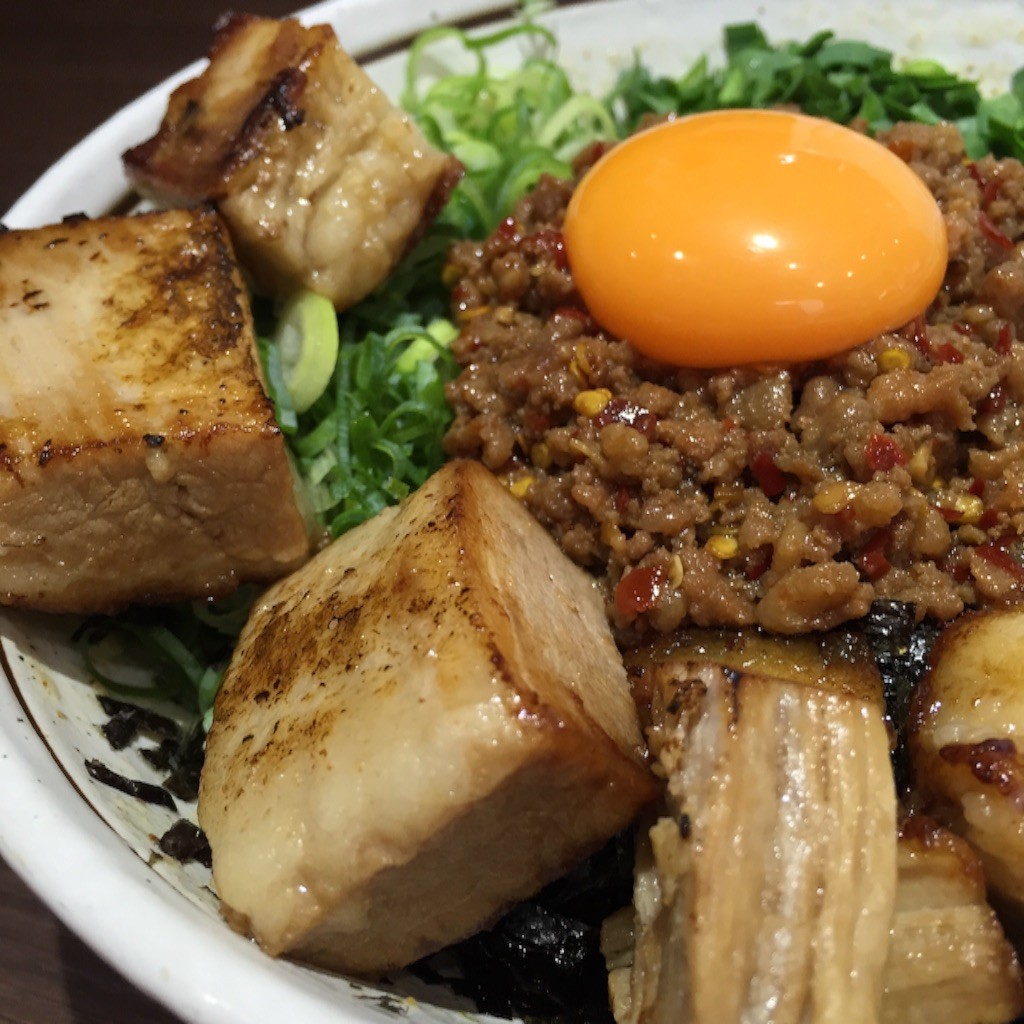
[443,122,1024,636]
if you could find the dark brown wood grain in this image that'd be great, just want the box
[0,856,184,1024]
[0,0,296,216]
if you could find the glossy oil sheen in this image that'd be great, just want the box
[563,109,949,366]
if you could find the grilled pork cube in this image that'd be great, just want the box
[0,208,311,613]
[881,817,1024,1024]
[123,14,461,310]
[611,630,896,1024]
[199,459,657,976]
[908,608,1024,916]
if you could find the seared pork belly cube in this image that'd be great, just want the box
[881,817,1024,1024]
[123,14,461,310]
[199,459,657,976]
[909,607,1024,916]
[0,208,311,613]
[611,630,897,1024]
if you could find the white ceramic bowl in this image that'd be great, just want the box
[2,1,1021,1021]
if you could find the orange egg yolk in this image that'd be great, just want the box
[562,110,948,367]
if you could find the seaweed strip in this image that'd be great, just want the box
[862,600,941,791]
[411,832,633,1022]
[84,759,177,811]
[98,695,179,750]
[158,820,212,868]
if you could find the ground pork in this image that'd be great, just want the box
[443,121,1024,636]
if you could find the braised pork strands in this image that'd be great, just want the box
[443,122,1024,635]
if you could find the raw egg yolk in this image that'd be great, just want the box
[563,110,948,367]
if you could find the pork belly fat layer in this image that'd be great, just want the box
[199,459,657,976]
[0,207,311,613]
[124,14,461,311]
[616,635,897,1024]
[603,816,1024,1024]
[881,817,1024,1024]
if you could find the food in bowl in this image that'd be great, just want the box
[444,122,1024,636]
[9,7,1024,1024]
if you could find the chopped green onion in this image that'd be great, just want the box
[274,290,341,414]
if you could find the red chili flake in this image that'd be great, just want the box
[939,550,972,583]
[979,211,1015,251]
[997,323,1015,355]
[615,564,666,617]
[954,322,974,337]
[933,342,965,364]
[832,507,858,532]
[614,486,631,515]
[981,382,1008,416]
[976,543,1024,583]
[864,434,908,472]
[906,313,931,356]
[856,530,891,580]
[978,508,1001,530]
[496,216,520,241]
[750,449,786,498]
[988,532,1014,551]
[968,165,1004,205]
[523,409,552,433]
[524,229,568,270]
[933,504,962,524]
[553,306,592,326]
[745,547,772,581]
[969,477,986,497]
[722,417,736,432]
[594,397,658,439]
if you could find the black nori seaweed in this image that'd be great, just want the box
[98,695,178,750]
[94,694,205,803]
[159,819,212,868]
[410,831,634,1022]
[160,723,205,803]
[449,903,612,1023]
[140,737,178,772]
[861,600,941,792]
[84,758,177,811]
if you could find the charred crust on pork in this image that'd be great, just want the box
[938,738,1024,801]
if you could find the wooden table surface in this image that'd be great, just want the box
[0,3,352,1021]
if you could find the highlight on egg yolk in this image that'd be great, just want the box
[562,109,948,367]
